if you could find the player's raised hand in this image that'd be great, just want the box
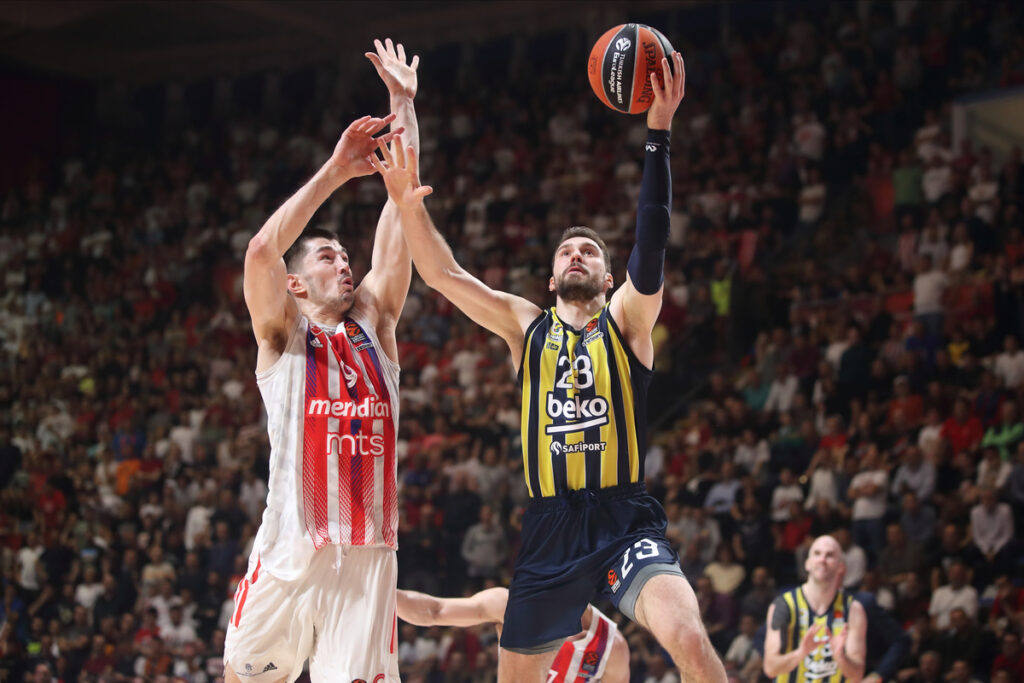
[829,624,849,658]
[366,38,419,99]
[646,51,685,131]
[369,133,433,207]
[797,623,823,658]
[329,114,404,178]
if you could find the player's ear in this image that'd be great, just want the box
[549,276,556,293]
[605,272,614,291]
[287,273,306,297]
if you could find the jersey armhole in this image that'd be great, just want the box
[605,306,655,377]
[516,310,549,385]
[255,314,305,383]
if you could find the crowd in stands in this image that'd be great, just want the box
[3,1,1024,681]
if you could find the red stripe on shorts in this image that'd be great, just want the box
[233,578,250,628]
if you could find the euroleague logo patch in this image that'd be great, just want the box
[614,37,631,52]
[608,568,622,593]
[345,320,374,352]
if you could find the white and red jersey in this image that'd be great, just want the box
[252,312,400,580]
[548,605,618,683]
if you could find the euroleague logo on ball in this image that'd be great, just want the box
[588,23,675,115]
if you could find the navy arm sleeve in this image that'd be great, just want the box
[626,128,671,295]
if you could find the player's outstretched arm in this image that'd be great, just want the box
[369,138,540,363]
[359,39,420,342]
[762,601,821,678]
[243,114,402,354]
[609,51,685,368]
[396,588,508,628]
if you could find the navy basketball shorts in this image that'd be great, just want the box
[500,483,684,653]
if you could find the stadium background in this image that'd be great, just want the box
[3,0,1024,681]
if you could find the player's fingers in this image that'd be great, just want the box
[674,52,686,97]
[660,57,672,91]
[366,112,397,134]
[375,129,403,147]
[411,55,420,71]
[367,153,386,175]
[385,38,396,58]
[392,134,406,168]
[407,145,421,178]
[649,73,663,100]
[374,38,386,58]
[365,52,384,72]
[414,185,433,199]
[376,137,393,164]
[397,43,407,63]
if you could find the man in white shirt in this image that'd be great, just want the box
[834,527,867,589]
[921,156,952,204]
[763,365,800,414]
[848,448,888,560]
[162,601,200,655]
[890,445,936,502]
[994,335,1024,390]
[928,560,978,629]
[912,254,949,339]
[969,487,1015,585]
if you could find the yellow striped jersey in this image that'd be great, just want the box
[518,304,652,497]
[771,586,854,683]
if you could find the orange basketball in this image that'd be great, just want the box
[588,24,675,115]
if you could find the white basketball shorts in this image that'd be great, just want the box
[224,544,399,682]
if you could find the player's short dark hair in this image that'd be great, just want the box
[554,226,612,272]
[283,228,342,273]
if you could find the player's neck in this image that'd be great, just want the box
[554,296,605,330]
[801,579,838,614]
[300,300,350,329]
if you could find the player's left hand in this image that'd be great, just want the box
[366,38,419,99]
[329,114,403,178]
[646,51,685,131]
[829,624,848,658]
[370,134,433,207]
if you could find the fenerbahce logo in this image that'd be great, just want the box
[545,391,609,434]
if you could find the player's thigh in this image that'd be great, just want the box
[223,564,314,683]
[632,573,710,651]
[498,646,560,683]
[309,546,399,683]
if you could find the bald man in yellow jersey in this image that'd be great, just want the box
[763,535,868,682]
[371,49,725,683]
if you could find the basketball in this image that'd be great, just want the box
[588,23,675,114]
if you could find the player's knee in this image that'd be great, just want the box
[663,618,711,661]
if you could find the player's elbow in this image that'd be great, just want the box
[246,234,278,264]
[762,656,784,679]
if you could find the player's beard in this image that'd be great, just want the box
[308,278,355,314]
[554,267,604,302]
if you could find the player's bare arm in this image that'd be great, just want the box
[396,588,508,628]
[370,136,540,366]
[833,600,867,682]
[243,114,401,371]
[608,51,685,368]
[355,38,421,361]
[762,602,822,679]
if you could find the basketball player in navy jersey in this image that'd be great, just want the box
[371,52,727,682]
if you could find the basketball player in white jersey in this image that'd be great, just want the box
[224,39,419,683]
[397,588,629,683]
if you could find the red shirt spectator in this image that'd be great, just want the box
[941,407,984,455]
[992,632,1024,681]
